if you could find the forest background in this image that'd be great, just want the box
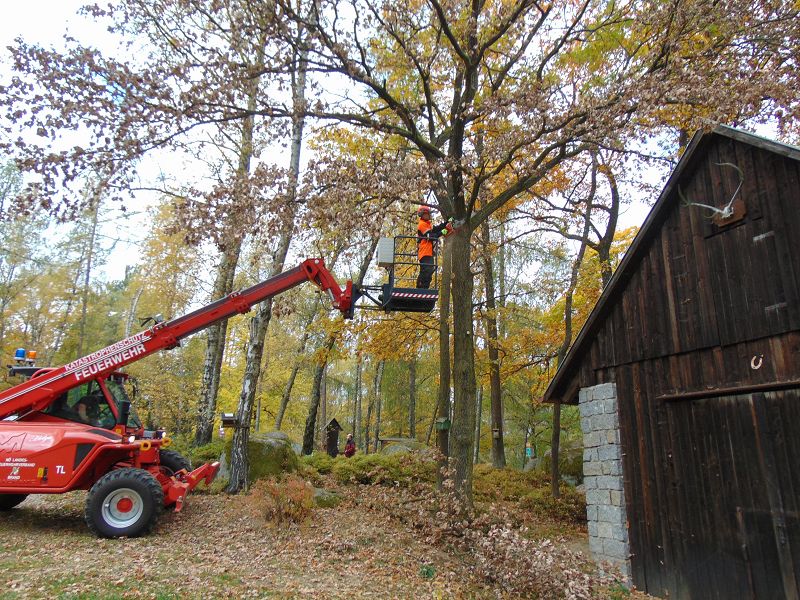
[0,0,797,502]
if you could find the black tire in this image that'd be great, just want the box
[85,468,163,538]
[158,449,191,475]
[0,493,28,511]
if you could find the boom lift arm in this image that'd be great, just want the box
[0,258,357,420]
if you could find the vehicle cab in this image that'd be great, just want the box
[9,367,148,437]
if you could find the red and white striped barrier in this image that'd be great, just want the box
[392,292,438,299]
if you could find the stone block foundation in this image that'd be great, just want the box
[579,383,631,580]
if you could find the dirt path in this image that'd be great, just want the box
[1,489,496,599]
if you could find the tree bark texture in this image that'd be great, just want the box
[364,380,374,454]
[372,360,384,453]
[302,335,336,455]
[76,198,100,359]
[551,191,593,497]
[448,229,477,505]
[226,309,268,493]
[595,154,620,289]
[353,356,362,444]
[481,219,506,468]
[435,240,453,490]
[319,366,327,447]
[301,237,377,455]
[226,31,309,479]
[194,238,242,446]
[474,385,482,464]
[408,358,416,438]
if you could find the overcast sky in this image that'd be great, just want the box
[1,1,93,49]
[1,1,663,285]
[1,4,171,282]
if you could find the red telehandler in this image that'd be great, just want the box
[0,259,358,537]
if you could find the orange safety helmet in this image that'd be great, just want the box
[417,205,432,216]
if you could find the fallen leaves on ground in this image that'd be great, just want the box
[0,482,651,599]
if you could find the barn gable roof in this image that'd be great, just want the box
[543,125,800,405]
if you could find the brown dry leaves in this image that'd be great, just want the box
[0,488,487,599]
[0,481,651,599]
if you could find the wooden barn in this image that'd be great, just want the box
[544,125,800,599]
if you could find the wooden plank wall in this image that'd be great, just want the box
[579,137,800,597]
[583,137,800,379]
[618,364,800,599]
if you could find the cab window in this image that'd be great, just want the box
[44,381,116,428]
[105,378,142,429]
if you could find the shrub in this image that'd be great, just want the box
[533,448,584,483]
[194,477,229,495]
[296,462,324,487]
[331,453,435,486]
[191,440,226,465]
[472,465,549,502]
[300,452,334,475]
[519,486,586,524]
[246,474,315,524]
[160,435,224,470]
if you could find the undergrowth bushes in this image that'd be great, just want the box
[168,435,225,469]
[300,452,334,474]
[330,453,436,485]
[299,452,586,525]
[472,464,550,501]
[246,474,315,524]
[519,486,586,523]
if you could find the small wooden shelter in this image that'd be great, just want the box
[325,418,343,457]
[544,125,800,598]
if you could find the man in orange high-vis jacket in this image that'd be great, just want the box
[416,205,452,288]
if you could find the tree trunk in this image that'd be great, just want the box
[372,361,384,453]
[194,231,242,446]
[124,288,143,338]
[273,241,347,431]
[448,227,477,505]
[353,355,362,444]
[498,220,506,339]
[481,219,505,468]
[274,359,302,431]
[227,29,308,485]
[364,379,374,454]
[76,199,100,359]
[551,183,594,498]
[319,366,327,448]
[426,401,436,446]
[408,358,416,438]
[474,385,482,464]
[301,236,378,455]
[226,307,268,493]
[363,359,381,453]
[436,239,453,490]
[302,335,336,455]
[522,419,531,469]
[596,154,620,289]
[254,341,271,432]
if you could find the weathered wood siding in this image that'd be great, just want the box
[578,135,800,597]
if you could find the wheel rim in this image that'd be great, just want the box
[101,487,144,528]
